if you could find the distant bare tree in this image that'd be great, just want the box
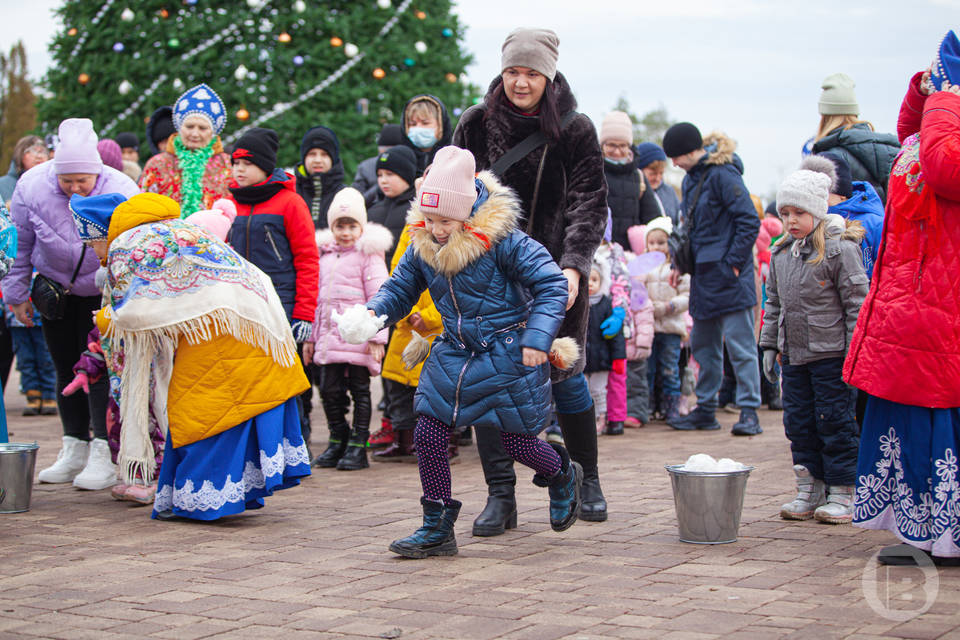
[0,41,38,171]
[612,96,675,146]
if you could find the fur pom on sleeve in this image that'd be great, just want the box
[548,337,580,370]
[402,330,432,369]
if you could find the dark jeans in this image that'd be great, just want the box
[647,333,682,396]
[10,326,57,398]
[317,362,372,432]
[781,356,859,485]
[40,294,108,441]
[384,378,417,431]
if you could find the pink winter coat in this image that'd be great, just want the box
[311,223,392,374]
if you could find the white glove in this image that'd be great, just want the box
[333,303,387,345]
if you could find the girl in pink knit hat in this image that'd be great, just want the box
[340,146,584,558]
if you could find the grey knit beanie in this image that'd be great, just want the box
[501,28,559,81]
[776,170,831,220]
[818,73,859,116]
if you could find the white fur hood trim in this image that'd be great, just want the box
[316,223,393,256]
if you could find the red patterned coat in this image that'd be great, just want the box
[844,73,960,408]
[138,149,231,216]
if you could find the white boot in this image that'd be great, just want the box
[37,436,89,484]
[780,465,826,520]
[72,439,117,491]
[814,485,854,524]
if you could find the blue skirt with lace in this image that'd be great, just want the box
[854,395,960,557]
[152,397,311,521]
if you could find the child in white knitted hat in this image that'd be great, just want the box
[341,146,584,558]
[759,169,868,525]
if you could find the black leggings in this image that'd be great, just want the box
[40,294,108,441]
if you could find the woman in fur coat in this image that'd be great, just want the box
[452,28,609,532]
[352,147,583,558]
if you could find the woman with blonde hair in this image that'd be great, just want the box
[810,73,900,202]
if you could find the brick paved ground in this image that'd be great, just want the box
[1,380,958,640]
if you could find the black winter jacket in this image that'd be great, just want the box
[367,185,416,264]
[294,160,346,230]
[604,159,661,247]
[812,123,900,203]
[585,295,626,373]
[452,72,608,379]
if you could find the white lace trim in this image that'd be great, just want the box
[155,439,310,513]
[855,426,960,555]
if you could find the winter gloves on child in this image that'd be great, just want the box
[600,307,625,339]
[290,319,314,344]
[763,349,779,384]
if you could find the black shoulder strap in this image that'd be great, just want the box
[683,168,710,232]
[65,245,88,294]
[488,110,579,177]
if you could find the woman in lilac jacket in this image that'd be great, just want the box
[3,118,139,491]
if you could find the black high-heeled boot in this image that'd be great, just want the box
[472,426,518,536]
[557,405,607,522]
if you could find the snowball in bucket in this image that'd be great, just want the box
[332,303,387,344]
[681,453,747,472]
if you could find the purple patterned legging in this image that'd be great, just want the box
[415,414,561,504]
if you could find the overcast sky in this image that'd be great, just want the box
[2,0,956,197]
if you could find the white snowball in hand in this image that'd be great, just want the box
[333,303,386,344]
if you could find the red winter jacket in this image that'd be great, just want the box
[227,171,320,323]
[844,73,960,408]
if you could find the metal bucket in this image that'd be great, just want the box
[0,443,39,513]
[665,464,754,544]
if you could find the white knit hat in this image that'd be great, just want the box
[417,146,476,221]
[643,216,674,247]
[818,73,859,116]
[599,111,633,145]
[327,187,367,229]
[776,170,831,220]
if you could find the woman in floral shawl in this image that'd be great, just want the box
[70,192,311,521]
[138,84,232,218]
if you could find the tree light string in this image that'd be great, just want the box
[68,0,118,60]
[224,0,413,144]
[99,2,270,136]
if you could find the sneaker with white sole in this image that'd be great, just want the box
[37,436,89,484]
[72,439,117,490]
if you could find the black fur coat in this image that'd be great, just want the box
[452,73,608,378]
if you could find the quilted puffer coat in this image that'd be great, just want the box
[367,172,568,435]
[311,224,392,375]
[844,74,960,408]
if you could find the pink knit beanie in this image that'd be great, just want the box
[327,187,367,229]
[599,111,634,145]
[54,118,103,175]
[417,146,476,221]
[96,139,123,172]
[185,198,237,241]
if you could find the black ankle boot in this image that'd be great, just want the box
[336,430,370,470]
[533,443,583,532]
[472,484,518,536]
[557,405,607,522]
[389,498,462,559]
[312,427,348,468]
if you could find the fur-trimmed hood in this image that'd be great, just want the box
[315,222,393,257]
[405,170,521,276]
[702,131,738,167]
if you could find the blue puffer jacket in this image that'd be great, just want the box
[683,132,760,321]
[827,180,884,280]
[368,172,568,435]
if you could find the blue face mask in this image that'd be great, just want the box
[606,157,631,166]
[407,126,438,149]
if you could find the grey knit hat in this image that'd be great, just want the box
[776,169,831,220]
[818,73,859,116]
[501,28,559,81]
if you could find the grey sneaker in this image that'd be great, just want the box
[780,465,826,520]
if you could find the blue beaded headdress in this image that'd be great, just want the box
[70,193,128,241]
[173,83,227,134]
[931,30,960,92]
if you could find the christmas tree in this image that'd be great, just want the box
[37,0,477,173]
